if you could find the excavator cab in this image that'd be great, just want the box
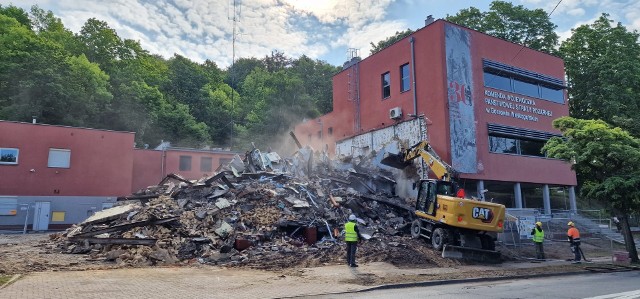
[416,179,455,216]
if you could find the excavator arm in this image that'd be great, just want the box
[381,140,457,182]
[402,141,455,181]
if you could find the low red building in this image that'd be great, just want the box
[295,19,577,214]
[0,120,236,230]
[131,147,235,192]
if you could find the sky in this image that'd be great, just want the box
[1,0,639,68]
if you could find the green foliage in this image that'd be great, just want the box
[0,8,336,151]
[559,14,640,137]
[79,18,124,72]
[370,29,414,55]
[544,117,640,212]
[446,0,558,53]
[544,117,640,260]
[225,57,264,89]
[0,4,31,29]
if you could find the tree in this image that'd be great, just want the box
[0,15,70,124]
[60,54,112,127]
[30,6,84,56]
[225,57,264,89]
[0,4,31,29]
[263,50,291,72]
[543,117,640,262]
[559,14,640,137]
[290,55,339,114]
[370,29,413,55]
[79,18,124,72]
[446,0,558,53]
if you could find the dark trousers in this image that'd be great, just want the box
[535,242,545,259]
[571,243,581,261]
[346,241,357,265]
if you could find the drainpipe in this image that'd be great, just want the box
[410,36,418,116]
[161,148,166,179]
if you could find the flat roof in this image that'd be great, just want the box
[0,120,136,134]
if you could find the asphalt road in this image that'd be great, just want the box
[308,271,640,299]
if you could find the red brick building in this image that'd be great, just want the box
[295,19,577,213]
[0,120,236,230]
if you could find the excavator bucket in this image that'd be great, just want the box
[442,245,502,264]
[380,152,411,169]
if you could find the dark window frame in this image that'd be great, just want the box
[381,72,391,99]
[487,124,559,158]
[400,63,410,93]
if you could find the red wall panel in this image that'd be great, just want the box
[0,121,134,196]
[131,149,163,193]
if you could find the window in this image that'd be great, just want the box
[200,157,212,172]
[484,72,511,91]
[540,85,564,103]
[179,155,192,171]
[488,136,518,154]
[484,70,565,103]
[48,148,71,168]
[488,124,559,158]
[381,72,391,99]
[513,78,539,98]
[0,148,19,165]
[328,127,333,136]
[489,135,546,157]
[482,59,566,104]
[400,64,410,92]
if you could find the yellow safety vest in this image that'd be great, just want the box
[533,227,544,243]
[344,222,358,242]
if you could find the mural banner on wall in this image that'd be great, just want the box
[445,24,477,173]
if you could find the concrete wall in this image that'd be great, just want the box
[0,196,117,230]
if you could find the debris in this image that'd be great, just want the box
[51,144,419,268]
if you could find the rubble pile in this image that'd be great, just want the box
[50,147,448,269]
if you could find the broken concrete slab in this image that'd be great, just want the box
[81,204,138,225]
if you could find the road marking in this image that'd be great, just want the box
[583,289,640,299]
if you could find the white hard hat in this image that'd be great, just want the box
[348,214,356,221]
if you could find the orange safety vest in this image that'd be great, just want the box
[568,227,580,239]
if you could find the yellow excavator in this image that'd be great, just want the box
[381,141,506,263]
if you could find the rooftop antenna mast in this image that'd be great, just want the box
[228,0,241,149]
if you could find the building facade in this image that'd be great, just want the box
[0,120,236,230]
[294,20,577,214]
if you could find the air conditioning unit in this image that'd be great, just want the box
[389,107,402,120]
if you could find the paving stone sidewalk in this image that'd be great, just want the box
[0,258,613,299]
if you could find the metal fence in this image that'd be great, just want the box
[0,203,32,234]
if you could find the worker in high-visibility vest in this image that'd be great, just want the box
[531,221,545,260]
[344,214,363,267]
[567,221,582,263]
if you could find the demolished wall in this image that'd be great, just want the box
[335,117,428,199]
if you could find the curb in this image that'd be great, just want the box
[358,269,591,292]
[281,263,636,298]
[0,274,22,290]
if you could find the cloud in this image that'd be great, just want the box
[0,0,401,67]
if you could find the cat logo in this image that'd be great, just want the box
[472,207,494,223]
